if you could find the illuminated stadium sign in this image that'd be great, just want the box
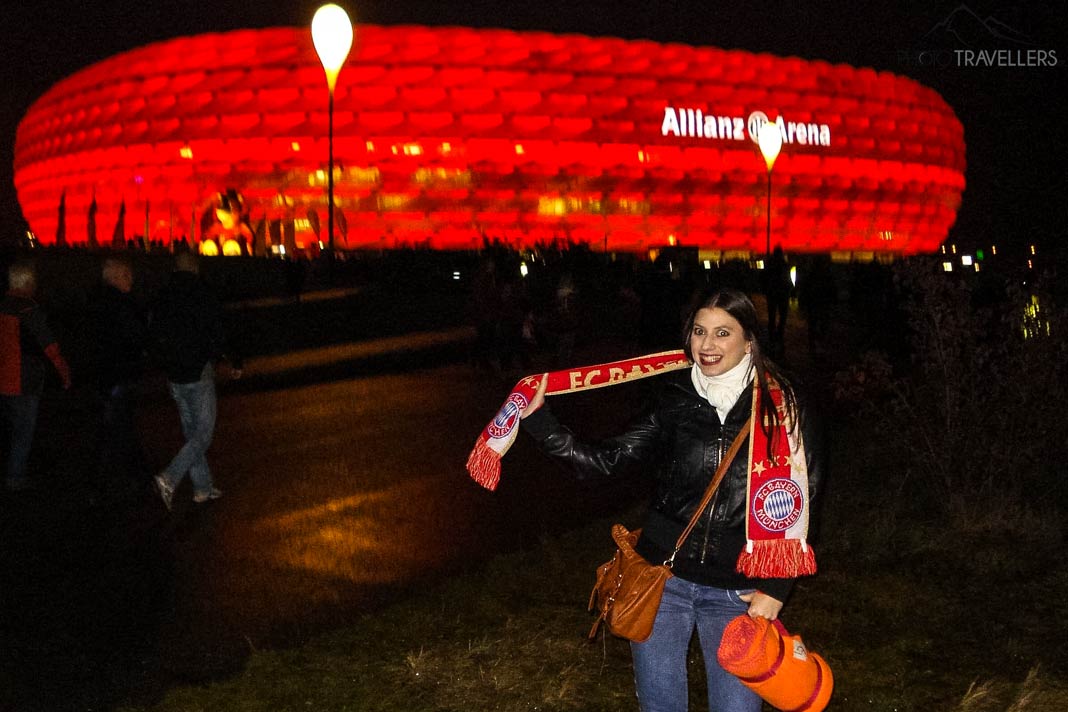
[13,25,965,254]
[661,108,832,147]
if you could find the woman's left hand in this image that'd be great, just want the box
[738,591,784,620]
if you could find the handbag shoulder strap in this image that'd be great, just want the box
[665,415,752,566]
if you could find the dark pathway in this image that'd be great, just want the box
[0,336,657,711]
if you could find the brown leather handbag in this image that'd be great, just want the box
[588,417,751,642]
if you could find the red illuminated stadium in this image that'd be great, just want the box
[14,25,965,256]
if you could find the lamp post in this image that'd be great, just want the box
[757,118,783,258]
[312,3,354,254]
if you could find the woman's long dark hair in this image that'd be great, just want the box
[681,287,799,453]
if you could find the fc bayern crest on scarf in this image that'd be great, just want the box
[487,392,528,439]
[752,478,805,532]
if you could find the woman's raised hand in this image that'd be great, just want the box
[522,375,549,418]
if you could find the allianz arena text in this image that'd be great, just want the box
[14,25,965,256]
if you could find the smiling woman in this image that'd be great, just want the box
[518,286,823,712]
[688,306,751,377]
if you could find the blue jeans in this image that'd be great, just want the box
[2,394,40,488]
[631,576,762,712]
[161,363,216,497]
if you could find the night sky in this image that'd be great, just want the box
[1,0,1065,260]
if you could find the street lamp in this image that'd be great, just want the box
[757,118,783,258]
[312,3,354,254]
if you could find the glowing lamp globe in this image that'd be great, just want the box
[759,119,784,172]
[312,4,354,91]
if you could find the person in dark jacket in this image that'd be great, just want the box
[149,253,240,509]
[1,261,72,491]
[763,245,791,356]
[86,257,149,500]
[521,287,825,712]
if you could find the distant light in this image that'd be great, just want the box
[200,240,219,256]
[1030,244,1036,255]
[366,141,375,151]
[515,144,525,155]
[703,259,712,270]
[991,245,997,256]
[755,260,765,270]
[519,262,529,277]
[537,197,567,216]
[452,270,461,280]
[1023,294,1050,339]
[941,245,947,254]
[789,265,797,286]
[961,255,973,266]
[311,4,354,92]
[179,146,193,159]
[757,118,783,171]
[291,142,301,152]
[942,261,953,272]
[950,244,957,254]
[974,264,980,272]
[222,239,242,256]
[667,234,677,246]
[975,249,985,261]
[1028,259,1033,269]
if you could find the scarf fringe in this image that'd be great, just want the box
[466,437,502,491]
[736,539,817,578]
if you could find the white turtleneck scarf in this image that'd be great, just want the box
[691,353,754,421]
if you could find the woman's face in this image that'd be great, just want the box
[690,307,751,377]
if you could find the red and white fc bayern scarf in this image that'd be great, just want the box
[466,350,690,491]
[465,352,816,579]
[737,376,817,578]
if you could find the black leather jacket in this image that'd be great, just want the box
[521,368,825,602]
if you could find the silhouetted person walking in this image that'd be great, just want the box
[86,257,149,501]
[469,257,501,374]
[798,255,836,353]
[763,246,791,356]
[149,253,240,509]
[1,261,72,491]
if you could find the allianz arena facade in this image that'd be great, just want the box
[14,25,965,256]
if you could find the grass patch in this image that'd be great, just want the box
[114,486,1068,712]
[118,523,642,712]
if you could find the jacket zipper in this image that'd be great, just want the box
[698,434,728,565]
